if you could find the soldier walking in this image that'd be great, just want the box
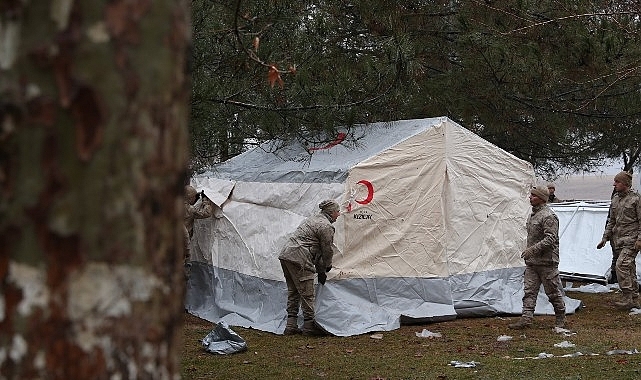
[597,171,641,310]
[509,185,566,329]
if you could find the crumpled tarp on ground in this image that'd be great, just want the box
[201,321,247,355]
[564,282,617,293]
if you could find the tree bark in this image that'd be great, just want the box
[1,1,190,379]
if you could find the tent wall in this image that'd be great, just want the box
[553,202,613,282]
[190,178,345,281]
[339,127,449,279]
[443,120,533,275]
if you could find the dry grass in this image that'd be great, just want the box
[181,286,641,379]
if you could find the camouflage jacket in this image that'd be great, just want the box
[602,189,641,249]
[547,194,562,203]
[524,204,560,266]
[184,197,214,237]
[278,211,335,274]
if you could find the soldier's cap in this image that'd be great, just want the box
[530,185,549,202]
[614,171,632,187]
[185,185,197,199]
[319,200,340,213]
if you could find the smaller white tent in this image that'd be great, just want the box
[186,117,581,336]
[552,201,641,283]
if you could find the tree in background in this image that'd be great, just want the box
[1,1,189,378]
[190,0,428,170]
[190,0,641,177]
[450,1,641,176]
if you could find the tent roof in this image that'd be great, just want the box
[204,117,451,183]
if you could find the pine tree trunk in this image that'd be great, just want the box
[1,1,190,379]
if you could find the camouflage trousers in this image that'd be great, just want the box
[615,247,640,296]
[280,259,316,321]
[522,265,565,316]
[183,226,191,261]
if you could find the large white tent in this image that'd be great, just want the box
[185,117,581,336]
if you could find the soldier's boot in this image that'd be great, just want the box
[614,293,636,310]
[302,319,327,336]
[554,311,566,329]
[283,316,301,335]
[632,294,641,309]
[508,315,533,329]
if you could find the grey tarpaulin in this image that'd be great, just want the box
[202,321,247,355]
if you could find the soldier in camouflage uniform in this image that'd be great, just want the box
[279,200,340,336]
[546,183,562,203]
[509,185,566,329]
[597,171,641,310]
[184,185,214,264]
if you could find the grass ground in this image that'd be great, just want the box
[181,286,641,379]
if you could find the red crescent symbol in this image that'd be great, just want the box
[356,180,374,205]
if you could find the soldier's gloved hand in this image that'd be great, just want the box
[520,248,533,260]
[325,265,332,272]
[597,239,607,249]
[318,272,327,285]
[635,240,641,250]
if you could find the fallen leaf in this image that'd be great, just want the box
[267,65,284,88]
